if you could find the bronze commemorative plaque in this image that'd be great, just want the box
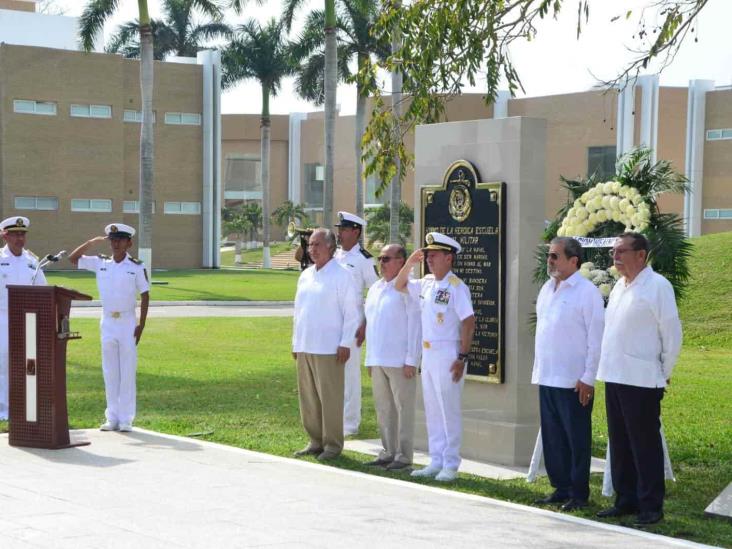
[421,160,506,382]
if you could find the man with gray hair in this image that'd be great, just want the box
[292,228,360,461]
[364,244,421,470]
[532,237,604,510]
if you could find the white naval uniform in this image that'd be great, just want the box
[407,271,474,472]
[78,253,149,426]
[334,245,378,434]
[0,246,46,420]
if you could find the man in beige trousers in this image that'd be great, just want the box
[292,228,361,461]
[364,244,421,470]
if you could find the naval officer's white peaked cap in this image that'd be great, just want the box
[334,211,367,228]
[0,216,30,232]
[105,223,136,239]
[423,232,462,254]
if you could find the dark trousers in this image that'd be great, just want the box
[539,385,593,501]
[605,382,665,512]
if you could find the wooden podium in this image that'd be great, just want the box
[7,285,92,449]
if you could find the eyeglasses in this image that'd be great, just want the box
[609,247,636,257]
[378,256,396,263]
[547,252,560,260]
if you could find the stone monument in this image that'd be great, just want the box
[413,117,547,466]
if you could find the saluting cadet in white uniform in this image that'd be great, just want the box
[0,216,46,420]
[69,224,150,432]
[395,232,475,482]
[334,211,378,436]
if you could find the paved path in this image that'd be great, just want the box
[71,303,294,319]
[0,429,711,549]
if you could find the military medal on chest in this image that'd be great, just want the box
[436,312,445,324]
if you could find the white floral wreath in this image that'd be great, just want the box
[556,181,651,298]
[556,181,651,238]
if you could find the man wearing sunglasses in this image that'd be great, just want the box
[363,244,421,471]
[532,237,604,511]
[333,211,379,437]
[395,232,475,482]
[596,232,682,526]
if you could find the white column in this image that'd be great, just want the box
[616,79,635,155]
[637,74,660,163]
[198,49,222,268]
[288,113,306,204]
[493,90,510,119]
[684,79,715,237]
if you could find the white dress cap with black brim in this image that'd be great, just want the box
[1,216,30,232]
[423,232,462,254]
[334,211,367,229]
[105,223,136,239]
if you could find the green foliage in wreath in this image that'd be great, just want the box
[534,147,692,302]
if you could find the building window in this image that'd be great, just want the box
[13,99,57,116]
[71,199,112,212]
[365,174,389,208]
[164,201,201,215]
[587,146,617,180]
[703,209,732,219]
[14,196,58,210]
[123,200,156,213]
[706,129,732,141]
[164,112,201,126]
[224,156,262,200]
[70,104,112,119]
[123,110,156,123]
[303,163,324,209]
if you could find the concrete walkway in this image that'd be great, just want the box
[70,303,294,319]
[0,429,711,549]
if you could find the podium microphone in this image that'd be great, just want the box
[45,250,66,262]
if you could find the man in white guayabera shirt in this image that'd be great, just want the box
[363,243,421,471]
[596,232,682,526]
[292,228,360,462]
[532,237,604,511]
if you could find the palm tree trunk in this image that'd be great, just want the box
[261,87,272,269]
[235,238,242,264]
[355,57,367,225]
[138,0,154,270]
[388,1,402,244]
[323,0,337,227]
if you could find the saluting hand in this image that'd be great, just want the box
[406,249,424,266]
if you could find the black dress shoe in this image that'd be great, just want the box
[560,499,589,512]
[534,492,570,505]
[596,505,638,518]
[634,510,664,525]
[293,446,323,457]
[385,461,411,471]
[365,458,393,467]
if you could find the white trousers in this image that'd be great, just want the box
[421,342,464,471]
[0,317,8,420]
[343,340,361,434]
[100,313,138,425]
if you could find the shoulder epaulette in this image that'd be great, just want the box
[359,248,373,259]
[98,254,110,260]
[25,249,38,260]
[448,274,462,287]
[129,257,143,265]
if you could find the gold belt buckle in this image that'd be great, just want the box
[423,341,431,349]
[111,312,121,319]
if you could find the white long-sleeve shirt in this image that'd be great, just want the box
[292,258,361,354]
[597,266,682,388]
[364,277,421,367]
[532,271,605,388]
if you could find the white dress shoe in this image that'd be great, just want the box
[118,423,133,432]
[435,468,458,482]
[410,465,442,478]
[100,421,118,431]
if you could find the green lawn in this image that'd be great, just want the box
[46,269,299,301]
[220,242,294,268]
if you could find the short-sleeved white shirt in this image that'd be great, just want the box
[407,271,474,343]
[0,245,46,312]
[78,254,149,312]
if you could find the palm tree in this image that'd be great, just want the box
[241,202,263,249]
[222,19,295,269]
[365,201,413,248]
[289,0,388,223]
[271,200,310,231]
[223,208,253,264]
[284,0,338,227]
[106,0,228,60]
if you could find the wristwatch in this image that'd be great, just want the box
[458,353,469,361]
